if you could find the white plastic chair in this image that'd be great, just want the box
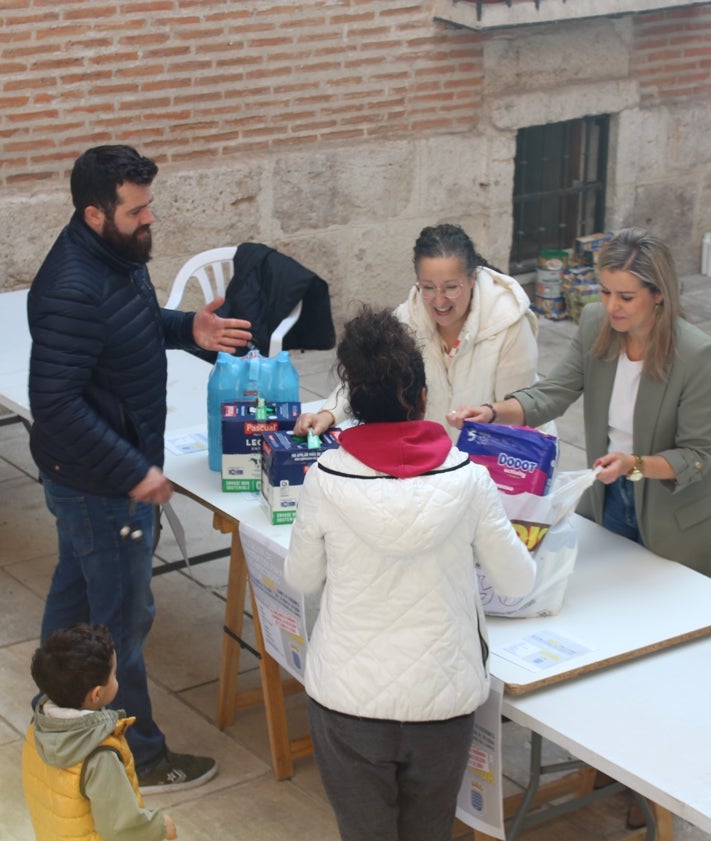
[165,247,236,309]
[166,246,302,356]
[268,299,302,357]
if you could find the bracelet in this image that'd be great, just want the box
[482,403,497,423]
[627,454,645,482]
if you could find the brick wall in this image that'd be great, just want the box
[633,5,711,102]
[2,2,709,295]
[1,0,484,189]
[4,2,708,191]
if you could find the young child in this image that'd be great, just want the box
[22,623,176,841]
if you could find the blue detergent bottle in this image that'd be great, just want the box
[272,350,300,403]
[207,352,236,471]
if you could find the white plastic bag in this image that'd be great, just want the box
[477,468,598,618]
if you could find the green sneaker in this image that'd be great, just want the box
[138,749,217,794]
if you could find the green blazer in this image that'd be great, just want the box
[512,303,711,576]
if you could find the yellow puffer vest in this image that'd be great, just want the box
[22,715,143,841]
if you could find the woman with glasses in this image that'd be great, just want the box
[295,223,538,441]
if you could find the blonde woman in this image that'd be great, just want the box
[449,228,711,576]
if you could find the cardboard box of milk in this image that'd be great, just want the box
[261,429,341,524]
[221,401,300,492]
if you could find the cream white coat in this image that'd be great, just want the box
[322,267,538,443]
[284,445,536,722]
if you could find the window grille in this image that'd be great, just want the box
[510,115,609,274]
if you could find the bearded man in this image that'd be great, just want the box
[27,145,251,793]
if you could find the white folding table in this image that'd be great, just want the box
[162,428,711,841]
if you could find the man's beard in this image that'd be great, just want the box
[102,215,152,264]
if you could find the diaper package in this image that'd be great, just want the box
[456,421,559,496]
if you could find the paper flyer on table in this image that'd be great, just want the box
[455,676,505,839]
[164,431,208,455]
[240,523,308,683]
[492,629,593,673]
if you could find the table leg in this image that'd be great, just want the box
[464,786,671,841]
[651,803,674,841]
[214,516,282,725]
[625,800,674,841]
[504,765,598,821]
[215,516,249,728]
[250,583,297,780]
[470,831,497,841]
[499,731,673,841]
[213,514,312,779]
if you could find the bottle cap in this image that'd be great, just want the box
[255,397,268,420]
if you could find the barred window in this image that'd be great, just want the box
[510,115,609,274]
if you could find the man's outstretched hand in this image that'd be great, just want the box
[193,297,252,353]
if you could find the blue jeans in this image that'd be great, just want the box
[40,473,166,771]
[603,477,643,545]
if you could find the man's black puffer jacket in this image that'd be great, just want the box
[28,213,198,497]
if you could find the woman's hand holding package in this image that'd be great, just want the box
[446,397,525,430]
[446,405,491,429]
[593,452,635,484]
[294,409,335,437]
[594,451,676,484]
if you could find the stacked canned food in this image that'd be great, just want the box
[534,249,569,320]
[533,234,611,322]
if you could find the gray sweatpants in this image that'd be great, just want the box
[307,698,475,841]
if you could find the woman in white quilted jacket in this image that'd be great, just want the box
[294,223,538,444]
[285,306,535,841]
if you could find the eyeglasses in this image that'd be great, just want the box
[417,282,466,301]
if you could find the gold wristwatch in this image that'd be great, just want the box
[627,454,645,482]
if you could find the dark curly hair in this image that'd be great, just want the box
[337,305,426,423]
[31,624,115,709]
[413,223,501,275]
[70,144,158,217]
